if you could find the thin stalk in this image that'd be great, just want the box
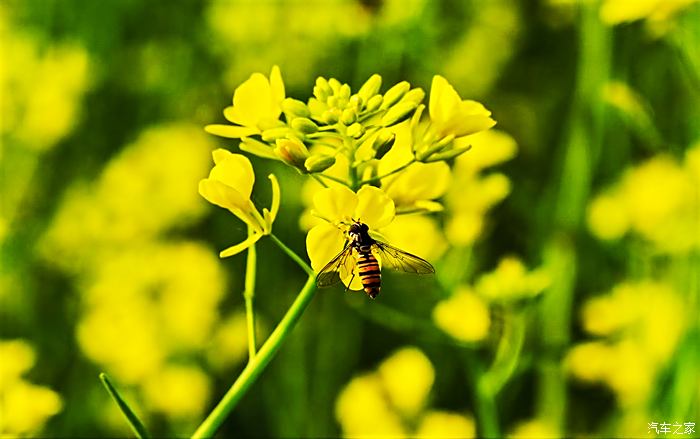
[316,173,350,187]
[359,159,415,186]
[269,233,315,277]
[99,373,150,439]
[475,379,500,439]
[310,174,329,188]
[191,276,317,439]
[244,229,257,359]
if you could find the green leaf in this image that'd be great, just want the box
[99,373,150,439]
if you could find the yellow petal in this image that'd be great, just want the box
[198,179,259,231]
[355,186,395,229]
[429,75,460,125]
[204,124,258,138]
[208,150,255,199]
[313,186,358,224]
[386,162,451,206]
[219,232,263,258]
[306,223,347,273]
[268,174,281,223]
[269,65,285,112]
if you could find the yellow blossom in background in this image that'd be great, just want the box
[0,340,62,436]
[41,124,215,268]
[509,419,560,438]
[142,364,211,420]
[377,347,435,417]
[445,130,517,246]
[587,147,700,253]
[416,411,476,438]
[198,149,281,257]
[306,185,395,290]
[566,281,686,406]
[205,66,285,138]
[475,256,550,302]
[381,215,448,262]
[432,287,491,343]
[600,0,699,26]
[206,311,269,371]
[335,374,407,438]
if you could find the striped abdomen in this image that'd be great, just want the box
[357,248,381,299]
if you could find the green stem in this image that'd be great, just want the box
[475,378,500,439]
[244,230,257,359]
[99,373,150,439]
[269,233,315,277]
[316,173,350,187]
[310,174,329,188]
[359,159,415,186]
[191,276,317,439]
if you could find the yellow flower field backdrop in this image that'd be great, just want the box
[1,0,698,437]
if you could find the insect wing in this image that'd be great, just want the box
[316,245,355,288]
[372,241,435,274]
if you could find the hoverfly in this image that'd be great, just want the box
[316,220,435,299]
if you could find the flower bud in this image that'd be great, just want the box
[349,95,363,110]
[291,117,319,134]
[415,134,456,161]
[365,95,383,112]
[240,137,277,159]
[358,74,382,102]
[282,98,310,118]
[381,100,420,127]
[338,83,351,100]
[314,77,332,101]
[381,81,410,109]
[400,88,425,106]
[340,108,357,125]
[275,137,310,170]
[347,122,365,138]
[328,78,342,94]
[372,132,396,159]
[262,127,294,142]
[322,108,341,124]
[304,154,337,173]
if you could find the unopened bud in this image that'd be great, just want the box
[358,74,382,102]
[372,132,396,159]
[322,108,341,124]
[275,137,310,169]
[328,78,342,94]
[381,100,419,127]
[415,135,455,161]
[282,98,310,118]
[340,108,357,125]
[400,88,425,106]
[424,144,472,162]
[314,77,332,101]
[291,117,319,134]
[304,154,337,173]
[349,95,363,110]
[365,95,383,112]
[338,83,351,100]
[262,127,294,142]
[347,122,365,138]
[381,81,410,109]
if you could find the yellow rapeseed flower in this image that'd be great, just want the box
[428,75,496,139]
[306,185,394,290]
[416,411,476,438]
[475,256,550,302]
[432,287,491,342]
[377,347,435,417]
[199,149,280,257]
[142,364,211,419]
[205,66,285,138]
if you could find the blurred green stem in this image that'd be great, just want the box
[191,276,317,439]
[99,373,150,439]
[269,233,315,277]
[359,159,415,186]
[244,228,257,359]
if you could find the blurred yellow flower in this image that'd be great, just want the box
[377,347,435,417]
[335,374,407,438]
[416,411,476,438]
[306,185,394,290]
[475,256,550,302]
[600,0,699,26]
[445,130,517,246]
[142,364,211,419]
[428,75,496,139]
[381,215,448,262]
[205,65,285,138]
[567,281,686,406]
[587,148,700,253]
[509,419,559,438]
[0,340,62,436]
[199,149,281,257]
[432,287,491,342]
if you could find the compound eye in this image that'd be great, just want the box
[350,223,360,233]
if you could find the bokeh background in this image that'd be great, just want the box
[1,0,699,437]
